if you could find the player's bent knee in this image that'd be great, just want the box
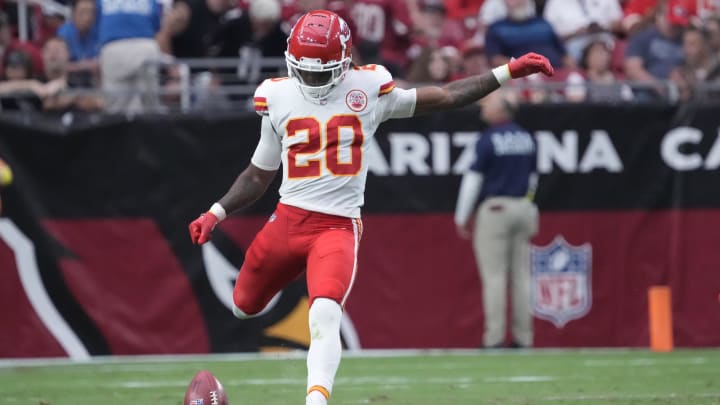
[232,304,258,319]
[232,304,248,319]
[232,291,265,319]
[309,297,342,335]
[310,279,346,306]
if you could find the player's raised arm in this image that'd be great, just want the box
[413,52,554,115]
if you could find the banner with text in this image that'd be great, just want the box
[1,104,719,358]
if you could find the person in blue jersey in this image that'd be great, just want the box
[454,89,538,349]
[484,0,571,70]
[58,0,100,63]
[57,0,100,88]
[97,0,164,112]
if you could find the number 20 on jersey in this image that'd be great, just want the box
[286,114,364,178]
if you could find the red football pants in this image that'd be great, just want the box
[233,202,362,315]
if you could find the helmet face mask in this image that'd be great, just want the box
[285,55,350,101]
[295,70,333,87]
[285,10,352,103]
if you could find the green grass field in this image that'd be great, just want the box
[1,349,718,405]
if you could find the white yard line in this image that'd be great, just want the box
[108,375,556,389]
[540,392,720,401]
[0,348,715,369]
[485,376,555,382]
[583,357,708,367]
[109,379,720,404]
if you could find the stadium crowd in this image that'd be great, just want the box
[0,0,719,112]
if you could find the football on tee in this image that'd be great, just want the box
[184,370,228,405]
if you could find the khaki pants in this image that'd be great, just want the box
[473,196,538,347]
[100,38,161,114]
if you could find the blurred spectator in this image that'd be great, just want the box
[670,27,720,101]
[156,0,192,56]
[542,0,622,62]
[42,37,70,82]
[405,47,453,83]
[705,16,720,52]
[169,0,237,58]
[208,0,285,59]
[0,49,40,111]
[454,42,489,79]
[349,0,414,76]
[39,36,73,110]
[477,0,546,30]
[405,46,453,83]
[669,0,699,23]
[2,49,34,80]
[39,37,102,110]
[201,0,286,85]
[35,7,66,46]
[57,0,99,62]
[98,0,164,113]
[622,0,660,35]
[484,0,570,69]
[696,0,719,20]
[0,24,50,111]
[478,0,508,28]
[624,2,687,100]
[0,11,44,78]
[0,40,72,111]
[565,40,633,103]
[622,0,700,36]
[445,0,483,38]
[57,0,99,88]
[446,0,483,21]
[415,0,465,50]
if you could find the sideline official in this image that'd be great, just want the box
[454,90,539,348]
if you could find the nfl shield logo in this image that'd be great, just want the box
[531,236,592,328]
[190,399,204,405]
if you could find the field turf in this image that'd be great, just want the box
[1,349,718,404]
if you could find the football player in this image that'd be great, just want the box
[189,9,553,405]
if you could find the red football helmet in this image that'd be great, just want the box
[285,10,353,102]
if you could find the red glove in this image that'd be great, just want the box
[189,212,219,245]
[508,52,554,78]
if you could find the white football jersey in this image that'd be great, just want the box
[250,65,417,218]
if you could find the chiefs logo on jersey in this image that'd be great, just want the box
[345,89,367,112]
